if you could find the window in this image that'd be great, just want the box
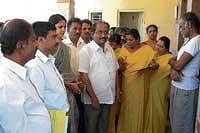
[89,12,102,24]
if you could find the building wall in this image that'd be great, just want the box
[192,0,200,17]
[104,0,177,45]
[75,0,178,50]
[75,0,104,19]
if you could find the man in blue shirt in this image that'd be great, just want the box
[26,21,70,133]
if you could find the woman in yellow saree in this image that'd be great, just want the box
[142,24,158,51]
[108,33,122,133]
[144,36,173,133]
[117,28,155,133]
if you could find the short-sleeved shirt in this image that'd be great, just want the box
[79,41,119,104]
[172,35,200,90]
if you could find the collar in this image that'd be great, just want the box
[104,41,110,52]
[62,34,83,48]
[79,37,85,44]
[190,34,200,41]
[35,49,55,64]
[91,40,109,52]
[1,56,28,80]
[79,37,91,44]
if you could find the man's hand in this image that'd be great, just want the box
[170,69,182,81]
[118,57,127,72]
[65,82,81,94]
[91,96,100,109]
[196,118,200,133]
[168,57,176,66]
[116,87,122,102]
[80,72,100,109]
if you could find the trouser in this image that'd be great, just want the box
[84,104,111,133]
[169,85,198,133]
[74,93,85,133]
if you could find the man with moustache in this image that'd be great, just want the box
[80,19,92,44]
[0,19,51,133]
[61,17,85,133]
[26,22,70,133]
[169,12,200,133]
[79,21,119,133]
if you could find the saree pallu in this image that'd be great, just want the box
[142,40,157,51]
[108,48,121,133]
[144,54,173,133]
[117,45,155,133]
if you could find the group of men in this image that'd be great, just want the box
[0,15,118,133]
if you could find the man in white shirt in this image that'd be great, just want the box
[0,19,51,133]
[169,12,200,133]
[26,22,69,133]
[60,17,85,133]
[80,19,92,44]
[62,17,84,82]
[79,21,119,133]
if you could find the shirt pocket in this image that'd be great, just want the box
[105,56,116,73]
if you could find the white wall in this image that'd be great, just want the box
[0,0,67,23]
[75,0,104,19]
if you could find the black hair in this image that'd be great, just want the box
[0,22,4,38]
[182,12,200,33]
[115,27,129,35]
[67,17,81,30]
[32,21,56,39]
[81,19,92,26]
[126,28,140,41]
[159,36,170,51]
[0,19,32,55]
[0,22,4,31]
[48,14,66,26]
[108,33,121,45]
[109,27,117,35]
[146,24,158,33]
[105,22,110,30]
[91,21,110,33]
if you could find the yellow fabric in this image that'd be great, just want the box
[108,48,121,133]
[144,54,173,133]
[142,41,157,51]
[49,110,66,133]
[108,101,121,133]
[117,45,155,133]
[114,48,121,58]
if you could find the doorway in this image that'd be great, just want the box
[118,10,144,40]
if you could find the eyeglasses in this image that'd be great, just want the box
[95,30,109,35]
